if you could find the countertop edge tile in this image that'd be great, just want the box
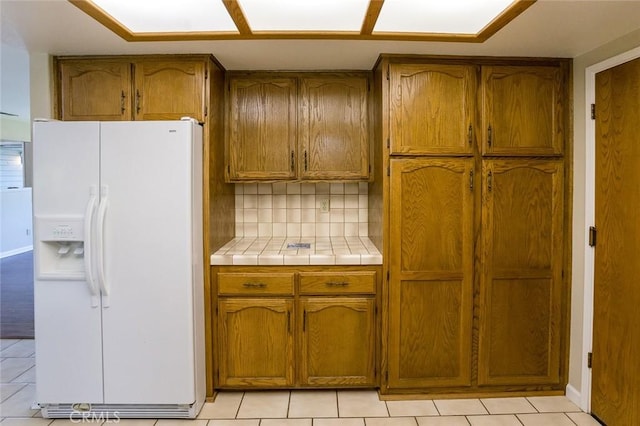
[212,237,382,266]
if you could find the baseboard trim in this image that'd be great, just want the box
[566,383,583,410]
[1,246,33,259]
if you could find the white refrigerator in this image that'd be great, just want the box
[32,119,205,418]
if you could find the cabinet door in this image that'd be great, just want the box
[481,65,564,155]
[299,297,375,386]
[388,158,474,388]
[299,75,369,180]
[218,298,294,387]
[59,60,132,121]
[227,77,297,181]
[478,160,564,385]
[134,60,205,121]
[389,64,476,155]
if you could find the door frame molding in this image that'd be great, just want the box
[580,45,640,412]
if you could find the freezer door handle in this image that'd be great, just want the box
[84,186,99,307]
[97,185,110,307]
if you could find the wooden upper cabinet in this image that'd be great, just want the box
[57,56,209,122]
[389,64,476,156]
[227,77,297,181]
[388,158,474,388]
[478,159,564,386]
[299,75,369,180]
[299,297,376,386]
[133,60,205,122]
[59,60,132,121]
[481,65,564,156]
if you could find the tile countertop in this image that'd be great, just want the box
[211,237,382,266]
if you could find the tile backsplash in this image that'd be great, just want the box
[235,182,369,238]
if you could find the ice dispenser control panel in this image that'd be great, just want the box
[39,217,84,241]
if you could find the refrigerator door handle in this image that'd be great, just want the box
[97,185,110,307]
[84,186,99,307]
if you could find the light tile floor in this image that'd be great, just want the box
[0,339,601,426]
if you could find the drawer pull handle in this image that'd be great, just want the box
[243,282,267,289]
[326,281,349,287]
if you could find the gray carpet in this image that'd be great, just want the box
[0,251,34,339]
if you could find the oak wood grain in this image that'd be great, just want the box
[478,159,563,386]
[388,158,474,388]
[212,265,381,389]
[299,271,376,295]
[389,63,476,155]
[59,60,132,120]
[592,57,640,426]
[227,76,297,180]
[299,74,370,180]
[299,297,376,386]
[133,59,205,121]
[218,298,294,388]
[218,272,295,296]
[221,0,252,35]
[481,65,564,156]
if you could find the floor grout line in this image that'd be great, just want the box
[0,342,591,424]
[235,391,246,419]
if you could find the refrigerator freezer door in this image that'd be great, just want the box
[33,121,104,403]
[99,121,198,404]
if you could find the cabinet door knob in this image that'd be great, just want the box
[120,91,126,114]
[468,124,473,146]
[326,281,349,287]
[136,90,141,114]
[291,151,295,172]
[487,170,493,192]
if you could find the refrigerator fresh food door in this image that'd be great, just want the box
[33,121,105,404]
[99,121,198,404]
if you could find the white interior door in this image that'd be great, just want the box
[99,121,197,404]
[33,121,104,404]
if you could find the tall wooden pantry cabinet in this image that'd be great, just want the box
[372,55,571,396]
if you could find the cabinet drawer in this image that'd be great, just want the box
[299,271,376,295]
[218,273,295,296]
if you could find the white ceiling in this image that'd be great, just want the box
[2,0,640,70]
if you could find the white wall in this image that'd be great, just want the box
[0,188,33,257]
[0,43,31,119]
[27,52,54,188]
[568,27,640,406]
[0,44,34,257]
[29,52,53,121]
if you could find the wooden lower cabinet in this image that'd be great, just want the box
[214,266,380,389]
[300,297,375,386]
[218,298,294,387]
